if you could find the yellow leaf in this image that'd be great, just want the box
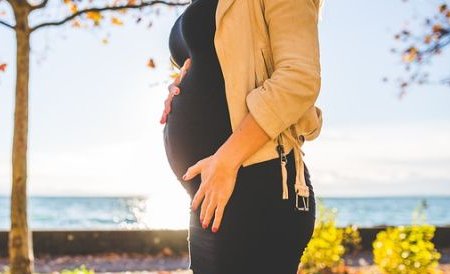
[71,20,81,28]
[111,17,123,26]
[147,58,156,69]
[86,11,103,25]
[69,3,78,14]
[402,47,418,63]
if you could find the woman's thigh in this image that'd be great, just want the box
[187,159,274,274]
[256,174,316,274]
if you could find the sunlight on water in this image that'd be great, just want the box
[0,189,193,230]
[1,196,450,230]
[123,192,191,230]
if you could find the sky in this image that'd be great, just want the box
[0,0,449,199]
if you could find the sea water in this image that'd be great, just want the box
[0,196,449,230]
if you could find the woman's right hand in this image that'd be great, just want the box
[160,58,192,124]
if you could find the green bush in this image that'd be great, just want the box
[299,202,347,274]
[60,264,95,274]
[373,225,441,274]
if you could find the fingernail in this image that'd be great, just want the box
[202,222,208,229]
[182,174,187,180]
[212,227,218,233]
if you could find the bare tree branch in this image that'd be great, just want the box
[8,0,32,10]
[420,31,450,56]
[30,0,49,11]
[30,0,189,32]
[0,20,15,30]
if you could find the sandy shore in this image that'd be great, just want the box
[0,252,190,274]
[1,249,450,274]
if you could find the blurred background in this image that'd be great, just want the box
[0,0,449,273]
[1,0,449,230]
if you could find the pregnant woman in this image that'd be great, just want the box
[162,0,323,273]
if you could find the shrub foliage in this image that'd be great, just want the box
[373,225,441,274]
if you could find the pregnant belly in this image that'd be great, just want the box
[162,70,232,182]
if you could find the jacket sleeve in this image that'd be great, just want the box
[245,0,322,140]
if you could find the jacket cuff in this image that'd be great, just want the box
[246,88,288,140]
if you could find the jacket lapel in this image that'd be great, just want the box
[216,0,236,30]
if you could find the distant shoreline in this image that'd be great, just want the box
[2,196,450,228]
[1,227,450,257]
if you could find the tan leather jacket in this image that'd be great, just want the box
[171,0,323,209]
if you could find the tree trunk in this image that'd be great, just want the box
[9,5,34,274]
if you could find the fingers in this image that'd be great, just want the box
[160,83,180,125]
[182,152,227,233]
[169,58,190,97]
[201,196,217,230]
[168,83,180,96]
[174,58,191,86]
[200,191,211,223]
[160,58,191,124]
[191,185,205,212]
[160,113,167,124]
[182,58,192,72]
[182,158,204,181]
[211,203,225,233]
[164,96,172,115]
[199,194,225,233]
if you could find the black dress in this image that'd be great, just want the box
[164,0,232,188]
[163,0,316,273]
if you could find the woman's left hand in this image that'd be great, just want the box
[182,153,239,233]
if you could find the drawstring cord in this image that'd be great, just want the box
[276,133,289,200]
[276,126,310,211]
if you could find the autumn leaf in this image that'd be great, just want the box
[71,20,81,28]
[402,47,418,63]
[86,11,103,25]
[432,24,443,33]
[147,58,156,69]
[0,63,7,72]
[111,17,123,26]
[68,3,78,14]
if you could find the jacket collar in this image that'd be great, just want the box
[216,0,237,29]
